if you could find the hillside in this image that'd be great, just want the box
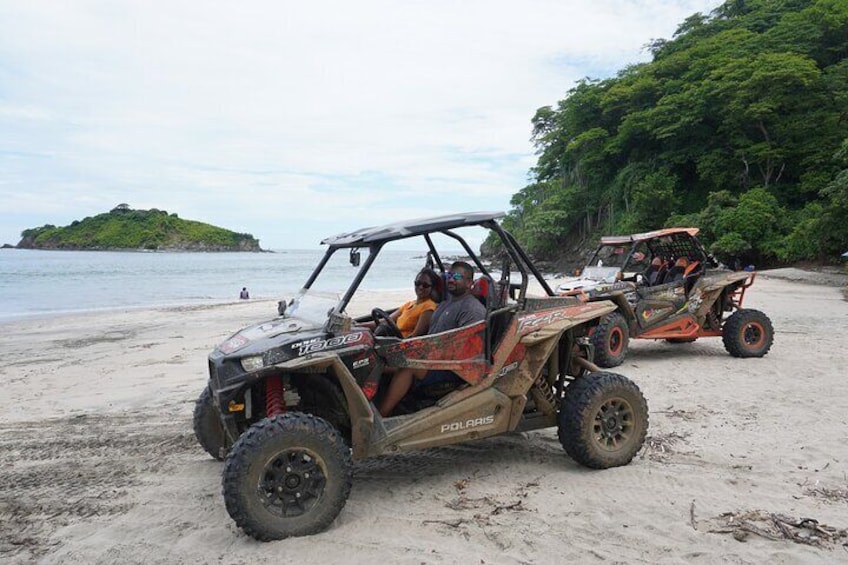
[16,205,263,252]
[490,0,848,269]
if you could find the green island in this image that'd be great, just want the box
[488,0,848,270]
[16,204,263,252]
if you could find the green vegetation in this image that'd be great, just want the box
[491,0,848,267]
[18,204,262,251]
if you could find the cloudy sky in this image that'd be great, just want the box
[1,0,720,249]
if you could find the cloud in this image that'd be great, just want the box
[0,0,720,248]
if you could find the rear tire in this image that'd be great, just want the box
[722,309,774,358]
[591,312,629,367]
[193,386,226,461]
[558,372,648,469]
[222,413,353,541]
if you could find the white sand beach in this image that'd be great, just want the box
[1,270,847,564]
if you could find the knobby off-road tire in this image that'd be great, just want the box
[193,386,226,461]
[222,413,353,541]
[591,312,629,368]
[558,372,648,469]
[722,308,774,358]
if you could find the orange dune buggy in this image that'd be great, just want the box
[557,228,774,367]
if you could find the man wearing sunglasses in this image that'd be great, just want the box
[378,261,486,416]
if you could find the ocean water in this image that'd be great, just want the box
[0,248,438,323]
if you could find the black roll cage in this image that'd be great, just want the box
[297,213,554,355]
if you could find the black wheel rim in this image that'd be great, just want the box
[592,397,634,451]
[608,328,623,355]
[743,322,765,348]
[259,449,327,517]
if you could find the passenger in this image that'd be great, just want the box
[378,261,486,417]
[387,268,440,338]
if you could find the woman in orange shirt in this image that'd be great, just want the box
[389,268,440,338]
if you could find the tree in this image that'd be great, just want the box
[495,0,848,266]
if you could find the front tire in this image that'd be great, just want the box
[558,372,648,469]
[722,309,774,358]
[193,386,226,461]
[222,413,353,541]
[591,312,629,367]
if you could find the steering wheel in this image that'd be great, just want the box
[371,308,403,338]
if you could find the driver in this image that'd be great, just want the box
[378,261,486,416]
[368,268,439,338]
[643,256,664,285]
[393,268,440,338]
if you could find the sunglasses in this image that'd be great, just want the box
[446,271,467,281]
[414,280,432,288]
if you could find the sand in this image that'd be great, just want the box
[1,270,847,564]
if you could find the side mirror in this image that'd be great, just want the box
[277,300,287,316]
[350,248,361,267]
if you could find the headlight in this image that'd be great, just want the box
[240,355,265,372]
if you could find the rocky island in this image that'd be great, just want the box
[15,204,263,251]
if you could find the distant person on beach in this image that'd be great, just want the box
[239,287,249,299]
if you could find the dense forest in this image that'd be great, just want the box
[17,204,262,251]
[490,0,848,268]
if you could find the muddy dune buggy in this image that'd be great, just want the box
[557,228,774,367]
[194,212,649,541]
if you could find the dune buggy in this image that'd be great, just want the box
[557,228,774,367]
[193,212,649,541]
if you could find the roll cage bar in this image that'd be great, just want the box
[300,212,554,316]
[590,229,710,273]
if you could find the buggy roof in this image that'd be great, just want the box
[320,211,505,246]
[600,227,699,246]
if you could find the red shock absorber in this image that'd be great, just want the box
[265,376,286,417]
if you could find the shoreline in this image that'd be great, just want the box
[756,266,847,287]
[2,266,843,326]
[0,297,256,326]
